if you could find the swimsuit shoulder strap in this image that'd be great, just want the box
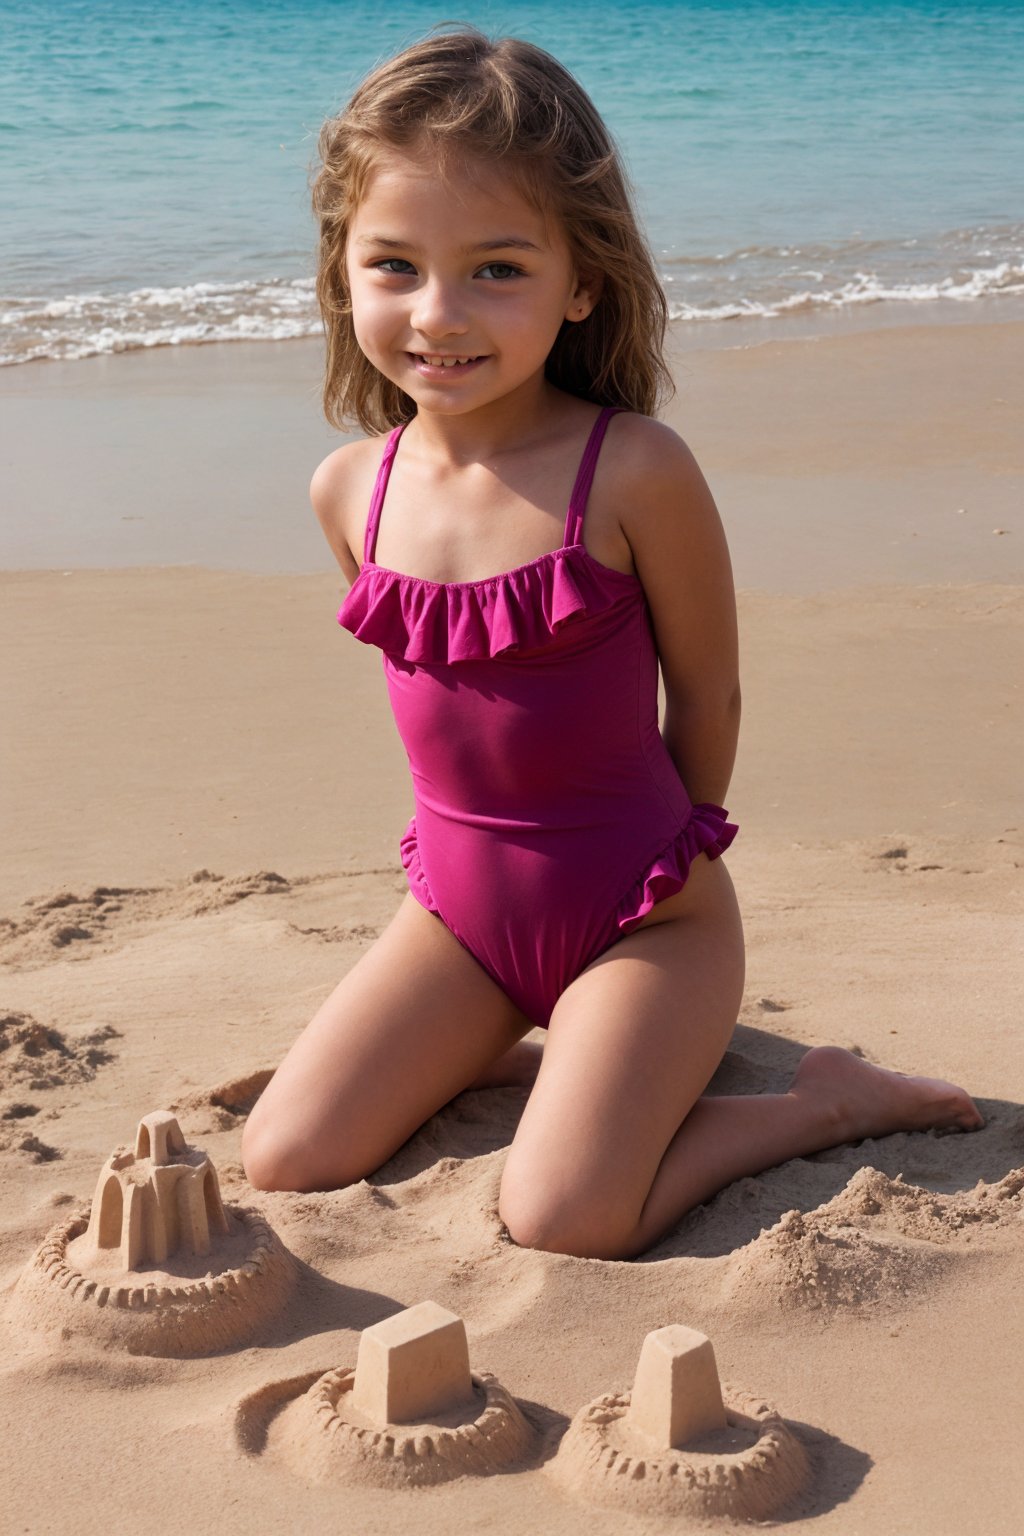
[363,421,409,564]
[562,406,626,547]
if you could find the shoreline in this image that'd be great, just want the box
[5,284,1023,373]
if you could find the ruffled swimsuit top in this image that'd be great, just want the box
[336,406,736,1029]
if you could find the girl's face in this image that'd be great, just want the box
[345,146,597,418]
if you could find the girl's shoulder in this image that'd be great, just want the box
[596,411,720,545]
[309,434,391,584]
[603,410,701,486]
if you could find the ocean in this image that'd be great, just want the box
[2,0,1022,365]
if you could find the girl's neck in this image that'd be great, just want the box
[402,377,578,468]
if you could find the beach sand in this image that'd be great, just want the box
[1,315,1022,1533]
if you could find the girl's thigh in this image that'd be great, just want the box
[242,893,533,1191]
[498,855,744,1255]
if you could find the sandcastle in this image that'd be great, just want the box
[245,1300,535,1487]
[548,1324,809,1520]
[11,1111,294,1356]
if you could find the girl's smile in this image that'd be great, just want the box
[410,354,488,378]
[345,148,597,417]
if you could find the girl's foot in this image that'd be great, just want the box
[790,1045,984,1143]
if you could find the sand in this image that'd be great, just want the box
[1,312,1022,1534]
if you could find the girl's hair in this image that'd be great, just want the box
[311,29,672,433]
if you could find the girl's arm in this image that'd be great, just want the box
[616,418,741,805]
[309,439,382,585]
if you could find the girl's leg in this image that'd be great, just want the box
[498,857,982,1260]
[464,1037,544,1089]
[242,894,533,1192]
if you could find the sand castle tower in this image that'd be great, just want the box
[83,1111,230,1270]
[12,1111,294,1357]
[548,1324,809,1520]
[239,1301,536,1487]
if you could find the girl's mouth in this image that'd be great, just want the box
[409,353,487,376]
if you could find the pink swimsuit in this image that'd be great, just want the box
[337,407,737,1028]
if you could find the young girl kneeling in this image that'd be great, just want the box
[241,31,981,1258]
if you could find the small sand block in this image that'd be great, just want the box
[352,1301,476,1425]
[627,1325,727,1449]
[548,1327,809,1519]
[275,1366,534,1488]
[266,1305,535,1487]
[8,1112,294,1357]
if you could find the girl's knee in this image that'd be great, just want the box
[240,1114,361,1194]
[240,1118,304,1192]
[497,1167,637,1260]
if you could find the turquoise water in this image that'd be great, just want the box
[1,0,1022,363]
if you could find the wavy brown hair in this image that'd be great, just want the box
[311,29,672,434]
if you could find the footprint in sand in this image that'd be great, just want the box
[1,1098,60,1162]
[0,872,295,969]
[287,921,381,943]
[237,1301,537,1488]
[0,1128,61,1162]
[0,887,152,965]
[9,1111,295,1357]
[2,1102,40,1120]
[873,844,910,871]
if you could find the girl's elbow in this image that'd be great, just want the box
[666,683,740,729]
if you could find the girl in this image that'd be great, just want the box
[241,31,981,1258]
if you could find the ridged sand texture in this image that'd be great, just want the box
[549,1325,809,1520]
[276,1303,535,1487]
[9,1111,294,1356]
[720,1162,1024,1316]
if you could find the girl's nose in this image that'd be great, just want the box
[410,279,470,340]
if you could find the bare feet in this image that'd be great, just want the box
[790,1045,984,1145]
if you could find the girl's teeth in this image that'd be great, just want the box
[422,355,472,366]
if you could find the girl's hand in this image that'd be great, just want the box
[610,416,741,805]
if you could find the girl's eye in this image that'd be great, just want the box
[477,262,523,280]
[373,258,416,275]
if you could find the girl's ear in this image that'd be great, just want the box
[565,270,603,323]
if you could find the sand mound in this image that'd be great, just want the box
[549,1384,808,1520]
[725,1208,953,1311]
[723,1163,1022,1312]
[825,1163,1024,1240]
[9,1113,295,1356]
[0,1011,118,1091]
[11,1204,294,1357]
[254,1366,535,1488]
[238,1302,538,1488]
